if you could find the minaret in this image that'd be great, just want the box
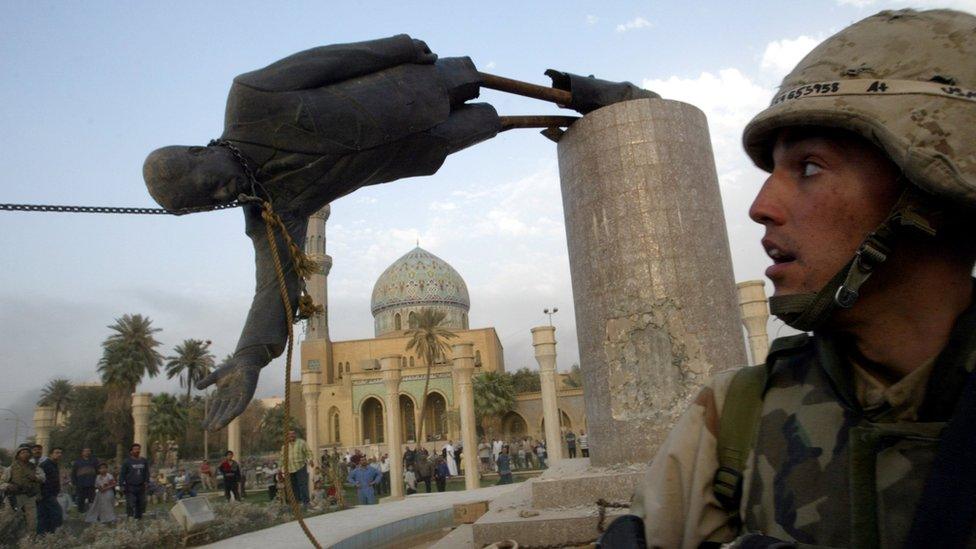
[301,205,332,456]
[304,205,332,342]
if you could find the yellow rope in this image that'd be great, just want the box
[261,201,323,549]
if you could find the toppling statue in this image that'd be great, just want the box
[143,34,656,430]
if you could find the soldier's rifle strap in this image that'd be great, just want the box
[714,365,768,523]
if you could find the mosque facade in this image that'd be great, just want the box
[292,208,585,455]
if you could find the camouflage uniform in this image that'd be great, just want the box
[632,9,976,548]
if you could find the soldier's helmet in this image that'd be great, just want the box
[743,9,976,207]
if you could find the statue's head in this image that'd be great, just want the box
[143,145,247,211]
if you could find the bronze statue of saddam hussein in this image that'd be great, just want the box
[143,34,657,430]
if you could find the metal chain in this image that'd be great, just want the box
[0,201,240,215]
[0,140,260,217]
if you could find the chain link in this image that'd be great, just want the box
[0,201,241,216]
[0,140,261,217]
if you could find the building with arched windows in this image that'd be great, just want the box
[293,209,585,457]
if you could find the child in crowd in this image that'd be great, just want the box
[86,463,116,524]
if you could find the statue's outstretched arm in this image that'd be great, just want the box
[196,203,307,430]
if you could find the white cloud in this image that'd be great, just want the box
[616,16,651,33]
[642,68,774,284]
[484,60,497,70]
[760,35,819,79]
[429,201,457,211]
[586,15,599,25]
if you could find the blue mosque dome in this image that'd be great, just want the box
[370,247,470,337]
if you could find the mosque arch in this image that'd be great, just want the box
[475,350,482,367]
[327,406,341,444]
[408,311,418,329]
[360,396,385,444]
[422,391,448,441]
[409,356,415,368]
[501,411,528,440]
[540,409,573,434]
[399,393,417,442]
[394,312,402,331]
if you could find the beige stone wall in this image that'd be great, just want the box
[297,327,506,453]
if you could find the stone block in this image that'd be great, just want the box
[454,500,489,524]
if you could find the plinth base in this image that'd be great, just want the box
[432,459,647,548]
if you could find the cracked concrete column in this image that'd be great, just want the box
[737,280,771,365]
[557,98,747,466]
[32,406,56,454]
[533,326,562,464]
[130,393,151,450]
[451,342,480,490]
[381,355,404,499]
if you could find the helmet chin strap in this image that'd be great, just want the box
[769,187,939,332]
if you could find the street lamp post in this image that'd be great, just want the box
[543,307,559,326]
[0,408,26,449]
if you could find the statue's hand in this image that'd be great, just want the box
[197,348,267,430]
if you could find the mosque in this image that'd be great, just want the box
[291,206,585,455]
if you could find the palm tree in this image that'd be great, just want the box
[149,393,188,449]
[473,371,516,439]
[38,378,74,423]
[165,339,215,404]
[258,403,303,453]
[97,314,163,462]
[405,308,457,443]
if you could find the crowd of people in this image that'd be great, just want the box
[0,428,589,539]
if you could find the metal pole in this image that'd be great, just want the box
[479,72,573,106]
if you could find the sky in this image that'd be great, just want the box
[2,0,974,441]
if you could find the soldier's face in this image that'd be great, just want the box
[749,128,901,298]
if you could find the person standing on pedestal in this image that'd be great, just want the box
[119,444,149,519]
[283,430,313,507]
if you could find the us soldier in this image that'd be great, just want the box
[626,9,976,549]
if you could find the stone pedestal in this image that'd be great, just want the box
[381,355,404,499]
[451,343,480,490]
[302,371,322,455]
[227,417,241,458]
[557,98,747,465]
[131,393,152,450]
[532,326,562,463]
[737,280,770,365]
[32,406,56,454]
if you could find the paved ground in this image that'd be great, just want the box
[205,484,521,548]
